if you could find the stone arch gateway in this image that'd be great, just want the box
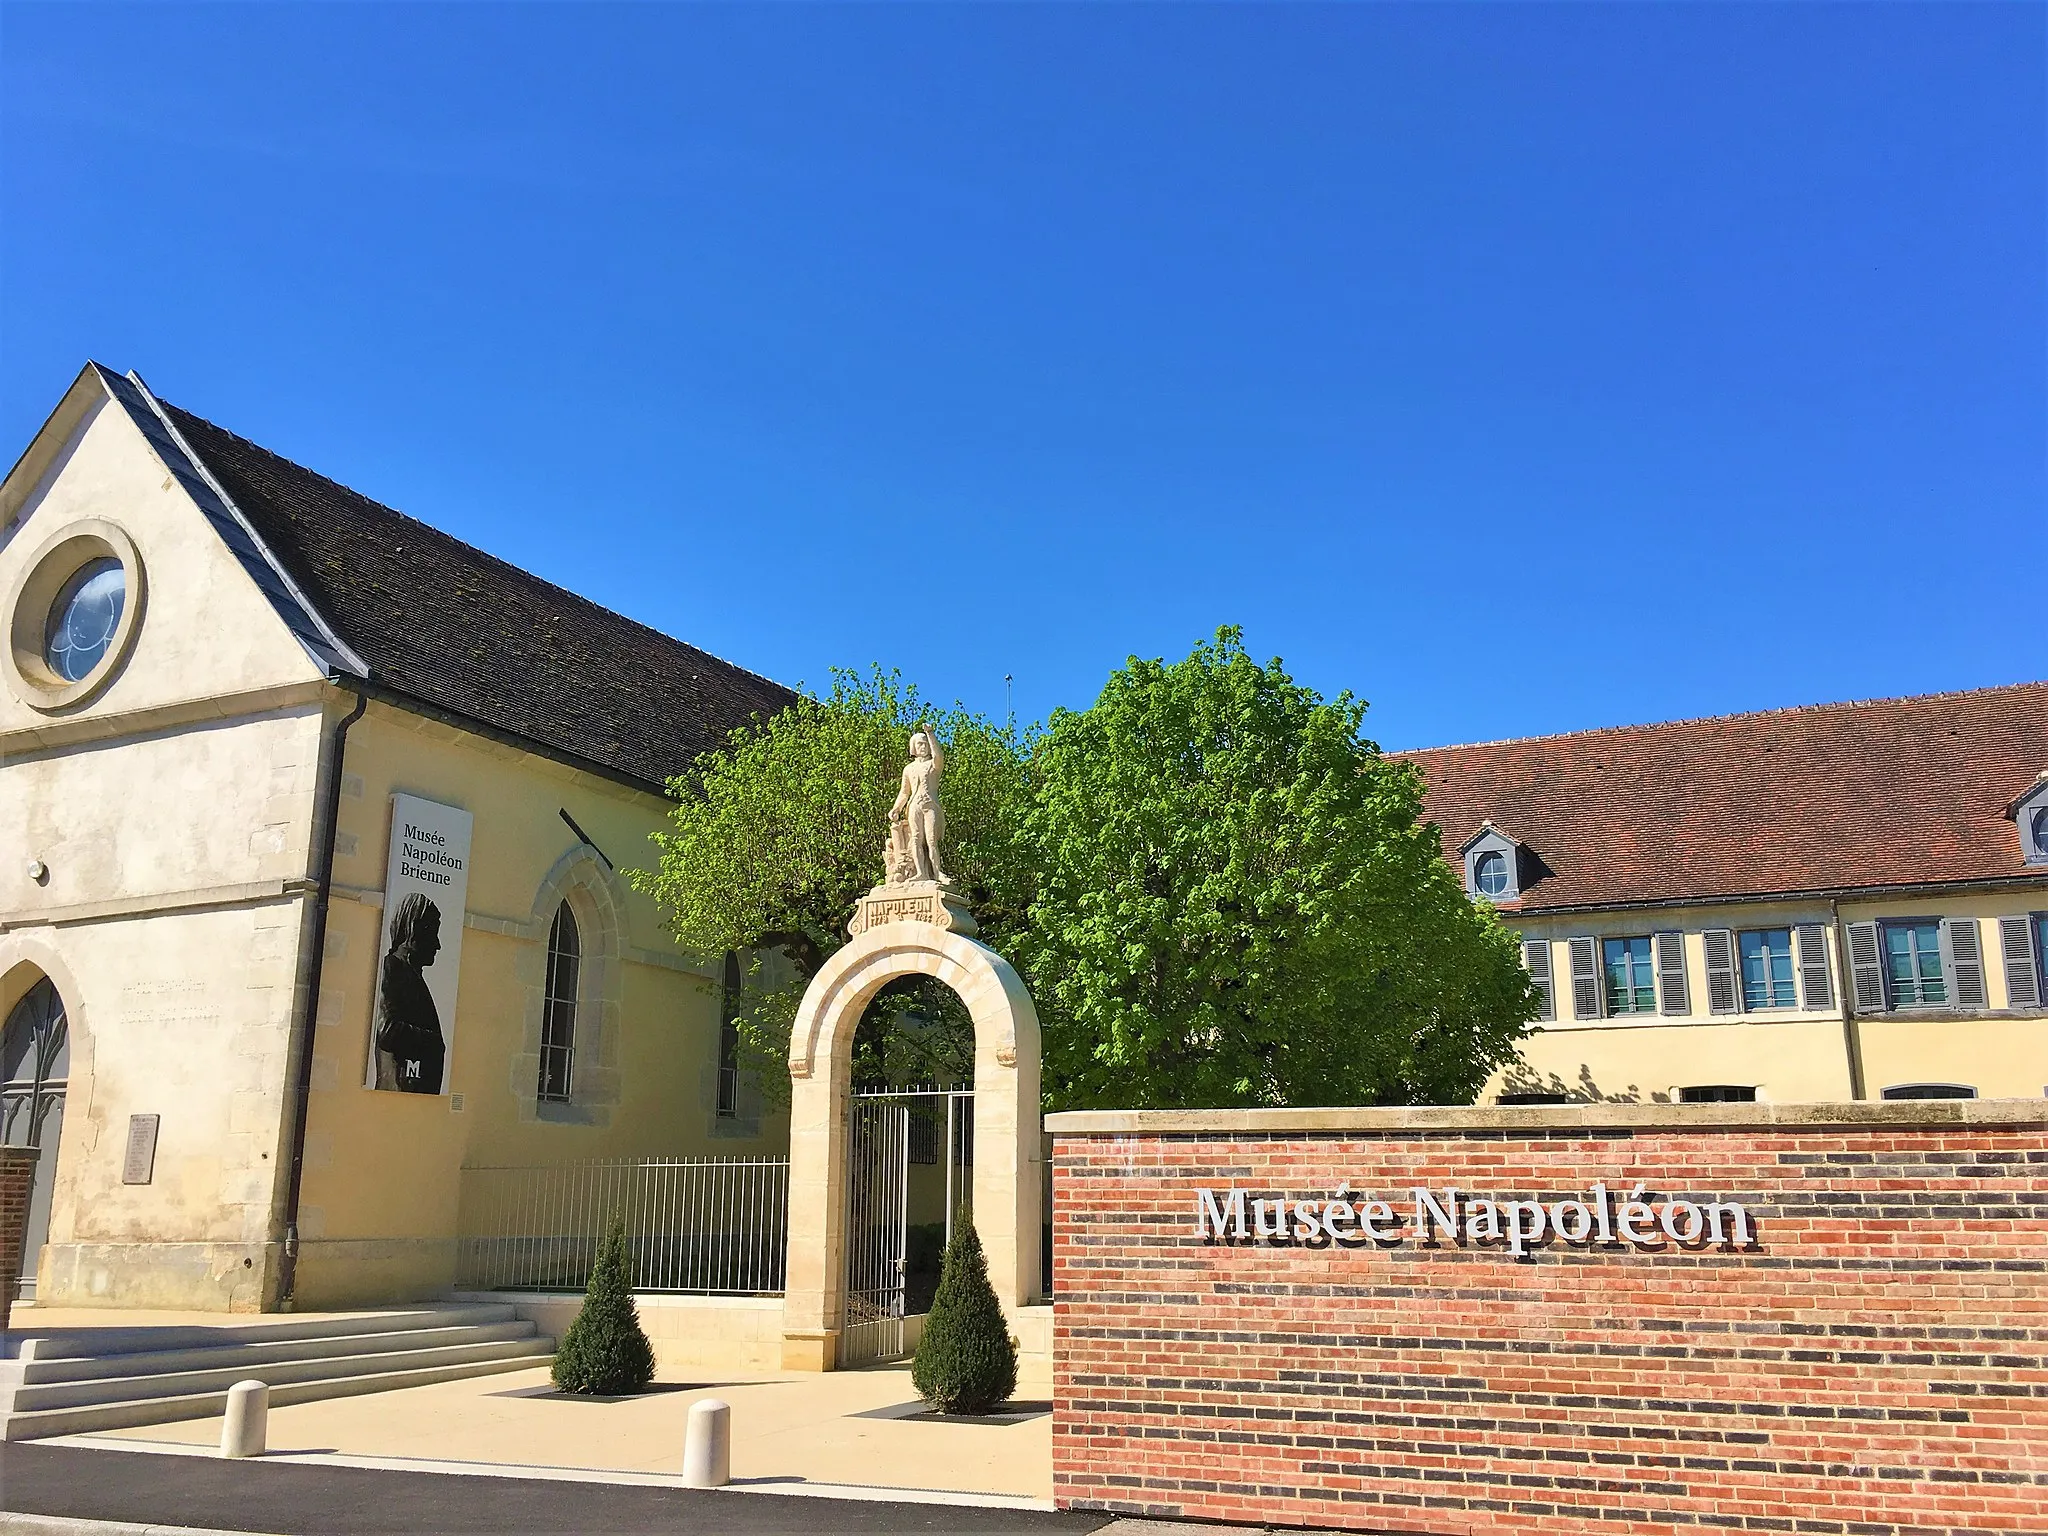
[779,922,1043,1370]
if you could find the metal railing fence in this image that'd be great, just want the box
[455,1156,789,1295]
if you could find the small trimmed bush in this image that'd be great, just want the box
[551,1217,656,1395]
[912,1219,1017,1415]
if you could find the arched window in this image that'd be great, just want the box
[3,977,69,1302]
[538,903,580,1103]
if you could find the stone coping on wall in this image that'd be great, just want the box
[1044,1096,2048,1135]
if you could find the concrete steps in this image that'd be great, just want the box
[1,1304,553,1441]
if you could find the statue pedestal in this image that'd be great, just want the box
[848,881,978,938]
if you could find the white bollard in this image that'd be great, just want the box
[681,1397,730,1488]
[220,1379,269,1458]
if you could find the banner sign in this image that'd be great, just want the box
[366,794,473,1095]
[1195,1182,1757,1257]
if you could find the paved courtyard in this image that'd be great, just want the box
[78,1359,1053,1505]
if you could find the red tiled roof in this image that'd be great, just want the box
[1400,684,2048,913]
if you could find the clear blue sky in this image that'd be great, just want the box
[4,4,2041,749]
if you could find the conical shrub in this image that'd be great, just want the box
[551,1216,656,1395]
[911,1218,1017,1415]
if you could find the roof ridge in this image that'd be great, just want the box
[1396,680,2048,758]
[161,403,794,700]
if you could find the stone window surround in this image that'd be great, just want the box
[3,517,148,713]
[513,846,626,1128]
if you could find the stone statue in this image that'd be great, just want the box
[888,727,951,885]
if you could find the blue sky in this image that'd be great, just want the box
[4,4,2041,750]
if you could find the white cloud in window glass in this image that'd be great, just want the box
[44,558,125,682]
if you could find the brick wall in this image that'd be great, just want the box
[1049,1101,2048,1535]
[0,1145,36,1333]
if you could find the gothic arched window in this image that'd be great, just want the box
[538,902,580,1103]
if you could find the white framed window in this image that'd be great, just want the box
[1738,929,1797,1010]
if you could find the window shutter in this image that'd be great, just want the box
[1568,937,1600,1020]
[1794,923,1832,1010]
[1523,939,1555,1022]
[1654,931,1689,1015]
[1944,918,1987,1009]
[1701,929,1740,1015]
[1999,916,2042,1010]
[1845,920,1885,1012]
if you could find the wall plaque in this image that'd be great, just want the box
[122,1114,159,1185]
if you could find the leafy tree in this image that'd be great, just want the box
[551,1217,656,1395]
[911,1220,1017,1415]
[630,669,1031,1097]
[1013,628,1535,1110]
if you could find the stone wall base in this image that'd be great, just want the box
[36,1241,280,1312]
[460,1291,787,1373]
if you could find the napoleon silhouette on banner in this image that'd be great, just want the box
[374,892,447,1093]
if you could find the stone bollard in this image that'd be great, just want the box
[681,1397,731,1488]
[220,1379,269,1458]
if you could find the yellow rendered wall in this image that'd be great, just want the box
[1492,887,2048,1105]
[291,700,788,1306]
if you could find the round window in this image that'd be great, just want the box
[1474,850,1510,896]
[2033,805,2048,855]
[4,518,147,712]
[44,557,128,682]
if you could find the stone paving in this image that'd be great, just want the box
[89,1360,1054,1503]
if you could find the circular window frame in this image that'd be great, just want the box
[4,518,147,712]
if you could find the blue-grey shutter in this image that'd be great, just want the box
[1701,929,1740,1015]
[1523,938,1555,1022]
[1944,918,1987,1009]
[2000,916,2042,1011]
[1654,931,1689,1015]
[1845,921,1886,1012]
[1794,923,1832,1010]
[1568,937,1600,1020]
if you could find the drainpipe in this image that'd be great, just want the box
[1830,898,1866,1102]
[276,684,368,1307]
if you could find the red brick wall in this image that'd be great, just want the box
[0,1145,36,1333]
[1051,1107,2048,1535]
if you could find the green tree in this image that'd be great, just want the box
[551,1217,656,1395]
[1014,628,1535,1110]
[630,669,1031,1096]
[910,1219,1017,1415]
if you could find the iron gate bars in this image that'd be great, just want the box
[454,1155,790,1295]
[841,1098,911,1366]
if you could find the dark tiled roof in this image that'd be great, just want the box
[163,403,796,791]
[1401,684,2048,913]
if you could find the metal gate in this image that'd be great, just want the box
[842,1097,910,1366]
[841,1088,974,1367]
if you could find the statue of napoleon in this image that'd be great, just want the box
[886,726,952,886]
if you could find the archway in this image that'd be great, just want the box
[780,923,1042,1370]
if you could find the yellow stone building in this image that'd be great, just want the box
[1407,687,2048,1105]
[3,364,791,1311]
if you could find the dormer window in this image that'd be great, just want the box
[1460,822,1523,903]
[2011,773,2048,866]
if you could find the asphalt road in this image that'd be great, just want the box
[0,1444,1113,1536]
